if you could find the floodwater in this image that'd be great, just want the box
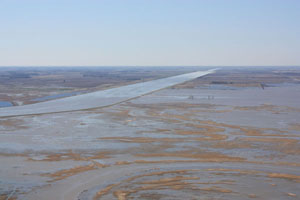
[0,77,299,200]
[0,101,12,107]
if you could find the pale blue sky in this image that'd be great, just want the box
[0,0,299,66]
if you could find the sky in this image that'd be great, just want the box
[0,0,300,66]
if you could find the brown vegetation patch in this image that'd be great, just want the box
[268,173,300,182]
[210,140,253,149]
[93,170,192,200]
[173,121,228,141]
[139,176,199,185]
[94,184,120,200]
[241,137,299,145]
[99,137,183,143]
[135,150,245,162]
[41,162,104,182]
[28,151,109,162]
[248,194,257,198]
[205,168,262,175]
[289,124,300,131]
[234,104,300,113]
[0,153,27,157]
[199,186,233,193]
[0,194,17,200]
[250,137,300,156]
[287,193,297,197]
[108,110,131,118]
[115,161,131,165]
[134,176,199,191]
[0,118,28,130]
[196,120,292,138]
[113,190,128,200]
[110,179,233,200]
[276,162,300,167]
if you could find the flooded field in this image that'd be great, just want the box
[0,67,299,200]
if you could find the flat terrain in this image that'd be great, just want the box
[0,67,300,200]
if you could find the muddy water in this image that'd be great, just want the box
[0,83,299,200]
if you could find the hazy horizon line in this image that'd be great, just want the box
[0,65,300,68]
